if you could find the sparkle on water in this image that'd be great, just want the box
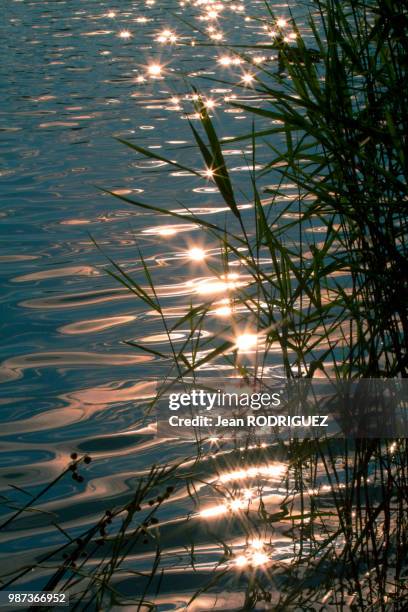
[203,166,215,179]
[235,332,258,352]
[147,63,163,77]
[194,274,243,295]
[0,0,318,605]
[118,30,131,39]
[156,29,177,43]
[213,304,232,317]
[156,227,177,236]
[187,247,206,261]
[241,72,255,85]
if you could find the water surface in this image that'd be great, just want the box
[0,1,313,606]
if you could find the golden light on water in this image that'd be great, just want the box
[217,55,242,67]
[234,540,271,569]
[200,505,225,518]
[199,461,282,568]
[156,29,177,43]
[147,63,164,77]
[241,72,255,85]
[230,498,246,512]
[242,488,254,500]
[213,304,232,317]
[276,18,288,28]
[251,551,269,566]
[235,554,248,568]
[218,55,233,66]
[219,463,285,483]
[195,279,237,295]
[206,10,220,20]
[199,497,246,519]
[106,10,116,18]
[203,167,215,179]
[210,31,223,41]
[204,98,216,109]
[235,332,258,352]
[118,30,132,39]
[156,227,177,236]
[187,247,206,262]
[191,272,245,296]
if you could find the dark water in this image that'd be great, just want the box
[0,1,314,606]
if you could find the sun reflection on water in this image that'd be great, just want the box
[219,463,285,483]
[147,63,164,77]
[187,247,207,261]
[234,332,258,352]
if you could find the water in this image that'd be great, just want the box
[0,1,316,607]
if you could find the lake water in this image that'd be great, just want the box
[0,1,318,608]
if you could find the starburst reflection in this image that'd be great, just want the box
[235,333,258,352]
[187,247,206,261]
[203,167,215,179]
[200,496,247,519]
[156,29,177,43]
[204,98,216,109]
[219,463,285,482]
[234,540,271,569]
[147,63,163,77]
[241,72,255,85]
[252,551,269,566]
[218,55,233,66]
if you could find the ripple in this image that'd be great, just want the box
[12,265,99,283]
[132,159,167,169]
[139,330,211,344]
[59,315,136,335]
[0,351,153,384]
[0,255,40,263]
[60,218,92,226]
[21,288,129,309]
[189,273,251,295]
[192,186,219,193]
[141,223,198,237]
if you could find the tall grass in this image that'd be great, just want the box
[1,0,407,609]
